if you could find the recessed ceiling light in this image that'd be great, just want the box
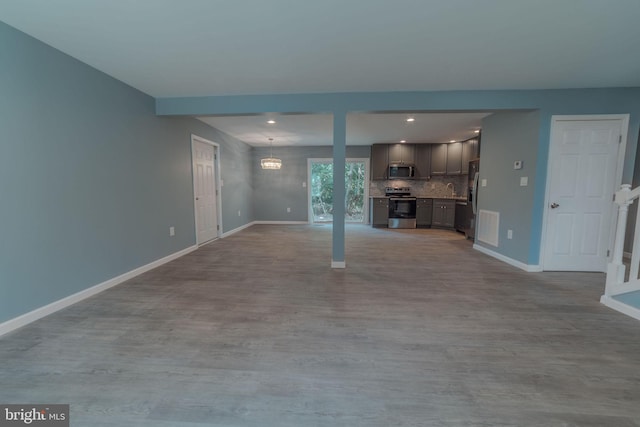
[449,140,456,143]
[400,140,406,143]
[406,117,415,122]
[474,129,480,133]
[267,120,276,124]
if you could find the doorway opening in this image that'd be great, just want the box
[309,158,369,223]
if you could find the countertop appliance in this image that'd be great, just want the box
[386,187,417,228]
[388,163,415,180]
[466,159,480,239]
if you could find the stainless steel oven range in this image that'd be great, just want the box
[385,187,416,229]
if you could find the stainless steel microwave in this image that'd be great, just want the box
[388,164,415,179]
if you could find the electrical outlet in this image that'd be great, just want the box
[514,160,523,170]
[507,229,513,239]
[169,226,175,237]
[287,207,291,213]
[302,181,307,188]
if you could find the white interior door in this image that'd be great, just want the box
[543,117,625,271]
[192,139,218,244]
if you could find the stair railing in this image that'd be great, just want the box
[605,184,640,296]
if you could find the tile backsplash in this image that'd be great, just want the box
[370,175,468,198]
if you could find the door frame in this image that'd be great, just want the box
[540,114,629,271]
[191,134,223,245]
[307,157,370,224]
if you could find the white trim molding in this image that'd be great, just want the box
[331,261,346,269]
[0,245,198,338]
[473,244,543,272]
[222,221,311,238]
[221,221,255,238]
[600,295,640,322]
[254,221,309,225]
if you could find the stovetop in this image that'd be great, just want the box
[385,187,413,197]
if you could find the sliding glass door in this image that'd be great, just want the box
[309,159,368,223]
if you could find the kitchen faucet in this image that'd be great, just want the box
[446,182,455,197]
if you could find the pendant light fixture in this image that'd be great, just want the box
[261,138,282,170]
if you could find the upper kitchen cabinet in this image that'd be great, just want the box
[388,143,415,165]
[371,144,389,180]
[461,138,479,174]
[446,142,463,175]
[414,144,431,179]
[430,143,447,175]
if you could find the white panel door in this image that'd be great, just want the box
[543,119,623,271]
[193,140,218,244]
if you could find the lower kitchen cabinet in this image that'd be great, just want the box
[432,199,455,228]
[416,198,433,227]
[370,197,389,227]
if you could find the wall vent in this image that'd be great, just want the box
[477,210,500,247]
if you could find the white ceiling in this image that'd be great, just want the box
[198,112,489,147]
[2,0,639,146]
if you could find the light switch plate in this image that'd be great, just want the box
[520,176,528,186]
[481,179,487,187]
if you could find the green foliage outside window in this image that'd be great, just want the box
[311,161,365,222]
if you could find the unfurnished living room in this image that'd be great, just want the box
[2,1,640,426]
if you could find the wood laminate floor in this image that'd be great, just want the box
[1,224,640,426]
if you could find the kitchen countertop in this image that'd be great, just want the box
[369,196,467,201]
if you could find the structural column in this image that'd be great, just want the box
[331,111,346,268]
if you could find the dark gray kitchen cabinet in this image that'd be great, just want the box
[430,144,447,175]
[416,198,433,227]
[388,143,415,165]
[414,144,431,179]
[370,197,389,227]
[446,142,463,175]
[371,144,389,180]
[461,138,479,174]
[432,199,455,228]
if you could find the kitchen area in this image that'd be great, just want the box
[369,136,480,239]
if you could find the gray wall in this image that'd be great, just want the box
[252,146,371,221]
[476,111,541,264]
[0,22,252,323]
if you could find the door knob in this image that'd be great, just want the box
[550,202,559,209]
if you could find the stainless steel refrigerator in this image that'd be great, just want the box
[466,159,480,240]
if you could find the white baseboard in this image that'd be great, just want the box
[221,221,310,238]
[473,244,543,272]
[331,261,346,269]
[221,221,255,238]
[254,221,309,225]
[0,245,198,338]
[600,295,640,322]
